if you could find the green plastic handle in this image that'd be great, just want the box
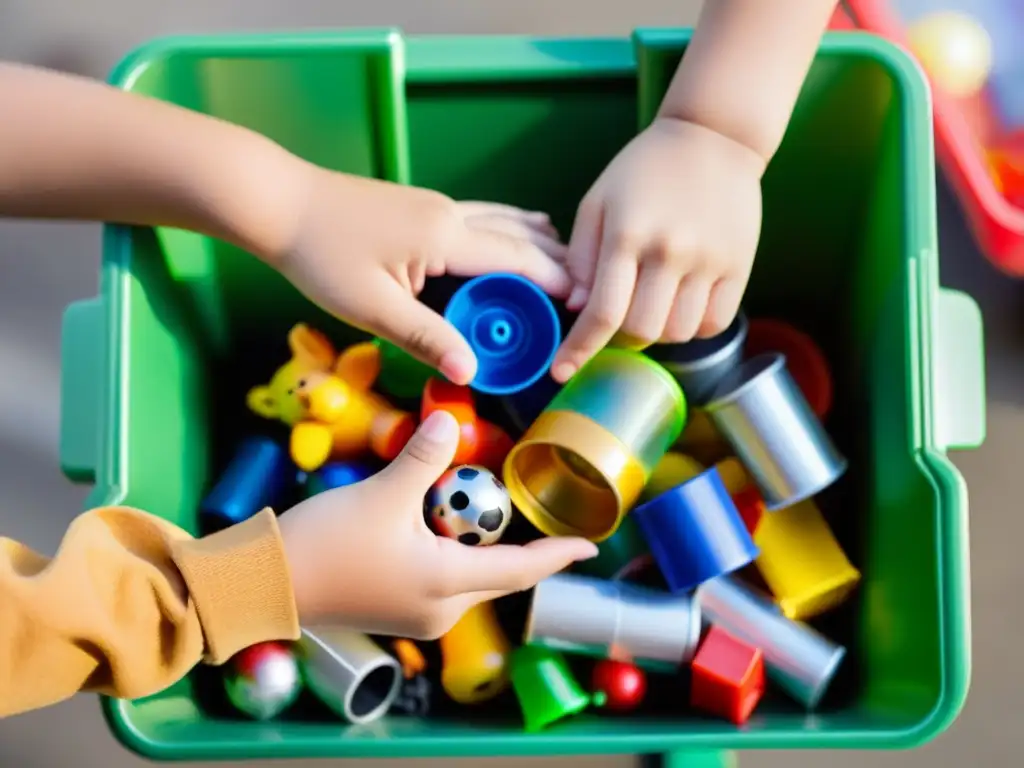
[60,297,105,484]
[932,287,985,451]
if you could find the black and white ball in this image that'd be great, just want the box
[425,465,512,546]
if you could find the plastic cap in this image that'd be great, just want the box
[444,273,561,396]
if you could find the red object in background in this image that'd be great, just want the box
[421,378,513,473]
[732,486,766,536]
[989,130,1024,208]
[828,5,857,30]
[745,319,833,419]
[844,0,1024,275]
[591,659,647,712]
[690,625,765,725]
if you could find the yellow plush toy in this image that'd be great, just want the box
[247,324,416,472]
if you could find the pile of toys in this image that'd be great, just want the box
[200,272,859,730]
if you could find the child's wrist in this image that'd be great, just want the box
[647,115,768,179]
[200,131,315,268]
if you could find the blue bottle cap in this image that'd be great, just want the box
[444,273,561,396]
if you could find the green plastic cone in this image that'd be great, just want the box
[510,646,603,732]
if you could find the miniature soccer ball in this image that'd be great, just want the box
[425,465,512,546]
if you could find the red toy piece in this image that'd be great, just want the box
[732,485,766,536]
[690,625,765,725]
[421,378,514,474]
[591,659,647,713]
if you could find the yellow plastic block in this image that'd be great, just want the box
[713,457,752,496]
[642,452,705,500]
[753,498,860,621]
[674,408,732,465]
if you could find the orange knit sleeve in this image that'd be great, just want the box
[0,506,299,718]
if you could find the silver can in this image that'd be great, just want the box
[524,572,702,671]
[696,575,846,709]
[704,352,847,510]
[297,627,402,725]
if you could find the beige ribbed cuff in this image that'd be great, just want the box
[172,508,300,664]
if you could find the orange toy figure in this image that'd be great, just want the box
[438,600,511,705]
[421,378,514,474]
[391,639,427,680]
[247,324,416,472]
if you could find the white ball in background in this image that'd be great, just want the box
[907,10,994,99]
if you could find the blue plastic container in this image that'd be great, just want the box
[444,273,561,396]
[305,461,377,497]
[633,467,759,593]
[200,436,293,526]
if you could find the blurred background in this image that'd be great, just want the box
[1,1,1021,766]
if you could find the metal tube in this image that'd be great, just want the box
[696,575,846,708]
[525,572,702,671]
[297,627,402,725]
[705,353,847,510]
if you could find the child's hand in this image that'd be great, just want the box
[270,166,571,386]
[551,117,766,382]
[277,411,598,640]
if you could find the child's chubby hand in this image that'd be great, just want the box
[551,117,766,382]
[264,163,571,387]
[276,411,598,640]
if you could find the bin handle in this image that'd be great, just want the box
[932,287,985,451]
[60,297,105,484]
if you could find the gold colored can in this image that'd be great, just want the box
[504,349,687,542]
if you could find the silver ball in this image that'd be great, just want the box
[224,642,302,721]
[425,465,512,546]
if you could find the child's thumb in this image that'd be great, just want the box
[379,411,461,492]
[374,291,477,386]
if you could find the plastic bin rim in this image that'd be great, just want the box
[90,29,969,758]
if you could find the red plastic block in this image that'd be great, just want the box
[732,486,766,536]
[690,625,765,725]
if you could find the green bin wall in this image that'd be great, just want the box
[58,28,985,761]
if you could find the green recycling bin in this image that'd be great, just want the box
[58,27,985,763]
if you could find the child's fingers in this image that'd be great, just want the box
[696,277,746,338]
[661,274,715,343]
[458,202,560,241]
[465,213,567,262]
[619,264,681,346]
[359,282,478,385]
[552,250,638,382]
[565,195,603,290]
[435,536,598,597]
[448,227,573,298]
[456,201,553,228]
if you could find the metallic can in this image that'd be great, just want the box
[525,572,702,672]
[696,575,846,709]
[201,436,292,526]
[633,467,759,593]
[647,312,749,406]
[297,627,403,725]
[504,349,687,542]
[705,353,847,510]
[223,642,302,721]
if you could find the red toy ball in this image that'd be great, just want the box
[591,659,647,712]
